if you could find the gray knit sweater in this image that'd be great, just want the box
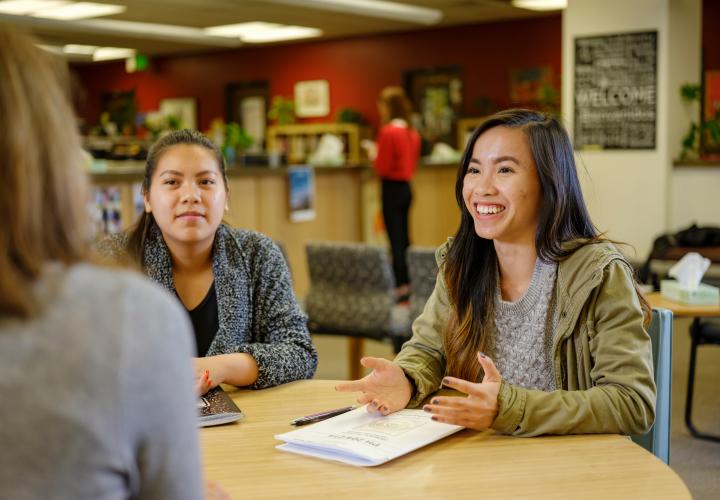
[98,223,318,388]
[488,258,558,392]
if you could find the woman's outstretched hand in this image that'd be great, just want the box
[335,357,413,416]
[422,352,502,430]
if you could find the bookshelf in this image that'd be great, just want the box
[266,123,370,164]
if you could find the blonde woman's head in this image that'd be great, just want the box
[0,26,89,317]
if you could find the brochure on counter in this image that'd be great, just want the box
[275,406,463,466]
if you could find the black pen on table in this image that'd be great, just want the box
[290,405,356,426]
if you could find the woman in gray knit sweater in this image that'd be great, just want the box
[99,130,317,393]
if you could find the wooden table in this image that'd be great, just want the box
[646,292,720,317]
[201,380,690,499]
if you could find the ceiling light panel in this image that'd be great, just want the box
[63,43,98,54]
[205,22,322,43]
[512,0,567,11]
[264,0,442,25]
[0,0,68,15]
[92,46,135,61]
[32,1,125,20]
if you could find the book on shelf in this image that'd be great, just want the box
[275,406,463,466]
[197,387,244,427]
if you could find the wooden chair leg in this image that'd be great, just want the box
[348,337,363,380]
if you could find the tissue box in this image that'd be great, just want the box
[660,280,720,305]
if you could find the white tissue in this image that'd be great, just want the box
[668,252,710,290]
[308,134,345,166]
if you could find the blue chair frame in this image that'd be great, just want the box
[631,308,672,464]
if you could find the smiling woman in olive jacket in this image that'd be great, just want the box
[337,109,655,436]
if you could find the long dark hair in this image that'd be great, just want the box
[126,129,228,264]
[443,109,645,381]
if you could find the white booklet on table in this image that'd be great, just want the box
[275,406,463,466]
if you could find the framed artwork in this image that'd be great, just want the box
[100,89,137,135]
[702,70,720,155]
[403,66,463,151]
[510,66,557,112]
[159,97,197,130]
[294,80,330,118]
[226,81,269,151]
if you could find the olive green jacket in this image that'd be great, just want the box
[394,240,656,436]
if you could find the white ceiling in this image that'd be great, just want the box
[1,0,556,57]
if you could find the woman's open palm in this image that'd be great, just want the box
[335,357,412,415]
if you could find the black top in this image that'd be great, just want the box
[186,282,219,357]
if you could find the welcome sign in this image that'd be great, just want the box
[574,31,657,150]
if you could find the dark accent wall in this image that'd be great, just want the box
[703,0,720,70]
[72,15,561,131]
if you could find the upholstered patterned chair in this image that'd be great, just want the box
[305,241,410,379]
[406,246,440,329]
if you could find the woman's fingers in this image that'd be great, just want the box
[441,376,483,396]
[360,356,392,371]
[335,379,366,392]
[477,352,502,383]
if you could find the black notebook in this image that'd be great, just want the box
[197,387,244,427]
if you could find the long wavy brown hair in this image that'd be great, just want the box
[443,109,650,381]
[0,27,89,318]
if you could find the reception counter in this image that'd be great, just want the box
[90,161,460,297]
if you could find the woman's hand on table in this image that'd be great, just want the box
[422,352,501,430]
[193,354,259,395]
[334,357,412,416]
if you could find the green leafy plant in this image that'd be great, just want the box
[267,96,295,125]
[335,108,367,125]
[680,83,720,159]
[224,122,253,150]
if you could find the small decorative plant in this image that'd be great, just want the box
[679,83,720,159]
[268,96,295,125]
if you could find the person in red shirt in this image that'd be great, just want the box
[374,87,421,301]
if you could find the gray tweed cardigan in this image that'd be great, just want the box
[98,223,317,389]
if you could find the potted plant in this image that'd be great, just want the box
[268,96,296,125]
[223,122,253,165]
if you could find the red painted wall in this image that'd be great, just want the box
[703,0,720,70]
[73,15,562,132]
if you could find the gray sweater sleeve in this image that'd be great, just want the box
[238,236,318,389]
[118,277,204,500]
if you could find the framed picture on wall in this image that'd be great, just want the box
[294,80,330,118]
[159,97,197,130]
[100,89,137,135]
[403,66,463,152]
[226,81,269,151]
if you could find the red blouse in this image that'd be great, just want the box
[373,122,421,181]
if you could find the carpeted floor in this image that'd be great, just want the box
[312,316,720,497]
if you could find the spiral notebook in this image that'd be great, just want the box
[275,406,463,466]
[197,387,244,427]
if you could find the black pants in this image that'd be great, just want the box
[381,179,412,287]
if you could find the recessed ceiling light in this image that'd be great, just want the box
[0,0,68,15]
[92,46,135,61]
[33,1,125,20]
[512,0,567,11]
[63,43,98,54]
[264,0,442,25]
[37,43,64,55]
[204,22,322,43]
